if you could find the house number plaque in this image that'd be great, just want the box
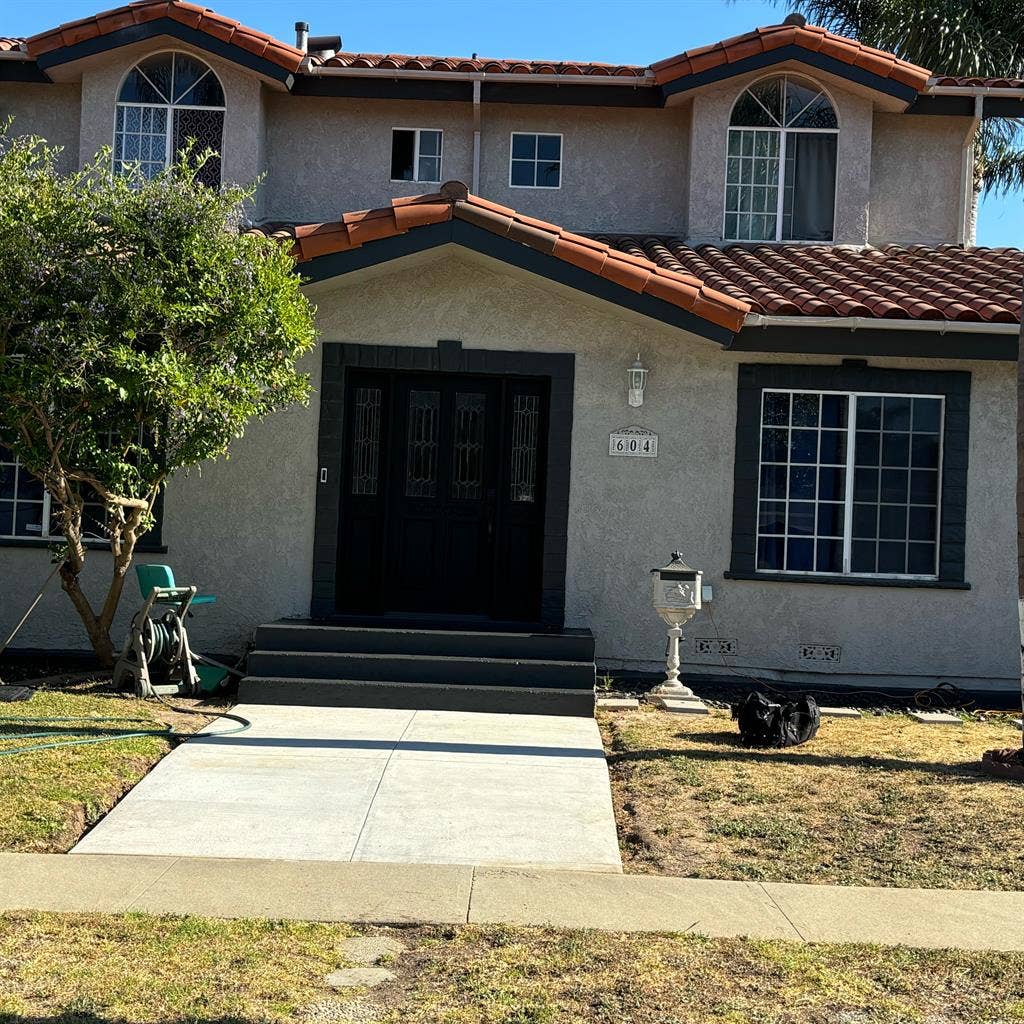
[609,426,658,458]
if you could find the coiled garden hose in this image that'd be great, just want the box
[0,705,251,758]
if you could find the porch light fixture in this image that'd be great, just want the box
[627,353,648,408]
[647,551,705,709]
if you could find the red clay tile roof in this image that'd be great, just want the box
[0,37,25,53]
[931,75,1024,89]
[598,237,1023,324]
[312,52,649,78]
[652,23,932,93]
[24,1,306,73]
[248,183,751,333]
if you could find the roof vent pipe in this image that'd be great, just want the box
[308,34,342,59]
[782,12,807,26]
[295,21,309,52]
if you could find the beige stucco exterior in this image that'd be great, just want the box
[1,250,1016,691]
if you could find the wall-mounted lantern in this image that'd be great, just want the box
[628,353,648,408]
[647,551,706,710]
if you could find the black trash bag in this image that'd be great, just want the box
[733,691,821,748]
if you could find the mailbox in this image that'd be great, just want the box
[648,551,704,707]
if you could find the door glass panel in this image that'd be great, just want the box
[351,386,382,496]
[451,392,486,500]
[405,390,440,497]
[510,393,540,503]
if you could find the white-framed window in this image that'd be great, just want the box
[509,132,562,188]
[725,74,838,242]
[0,446,110,542]
[390,128,443,183]
[114,51,225,187]
[756,390,943,578]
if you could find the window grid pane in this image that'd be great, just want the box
[725,129,779,240]
[756,390,941,579]
[510,133,561,188]
[0,447,48,539]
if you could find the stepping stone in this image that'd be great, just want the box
[909,711,963,725]
[325,968,395,990]
[340,936,405,965]
[596,697,639,710]
[819,706,862,718]
[659,698,710,715]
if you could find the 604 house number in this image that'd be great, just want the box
[609,427,658,458]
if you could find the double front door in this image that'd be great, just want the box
[336,370,549,621]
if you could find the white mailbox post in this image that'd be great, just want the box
[648,552,703,707]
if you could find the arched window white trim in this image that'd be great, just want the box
[724,74,839,243]
[113,51,225,187]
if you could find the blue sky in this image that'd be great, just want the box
[7,0,1021,246]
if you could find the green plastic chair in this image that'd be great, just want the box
[136,564,217,606]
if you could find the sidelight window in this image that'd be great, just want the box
[725,75,837,242]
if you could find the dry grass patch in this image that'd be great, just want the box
[600,705,1024,889]
[1,911,1022,1024]
[0,678,224,852]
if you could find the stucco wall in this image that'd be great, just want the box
[686,67,874,245]
[1,250,1016,690]
[0,82,81,174]
[263,94,689,234]
[869,113,967,245]
[262,95,475,223]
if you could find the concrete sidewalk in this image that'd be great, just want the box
[3,853,1023,951]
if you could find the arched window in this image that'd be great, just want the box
[114,52,225,187]
[725,75,838,243]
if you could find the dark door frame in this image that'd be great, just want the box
[312,340,575,628]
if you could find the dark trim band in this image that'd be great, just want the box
[300,219,737,346]
[33,18,294,84]
[0,61,50,83]
[660,44,919,103]
[731,324,1017,362]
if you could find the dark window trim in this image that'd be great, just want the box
[312,340,574,628]
[729,361,970,586]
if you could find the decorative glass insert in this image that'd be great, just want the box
[351,386,382,496]
[114,52,225,185]
[390,128,443,183]
[451,392,486,500]
[405,390,440,498]
[726,75,837,242]
[756,390,942,578]
[509,394,540,503]
[510,133,561,188]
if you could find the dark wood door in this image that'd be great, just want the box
[336,370,549,621]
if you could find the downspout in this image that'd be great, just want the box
[957,95,983,245]
[472,75,482,194]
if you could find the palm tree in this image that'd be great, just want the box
[777,0,1024,748]
[777,1,1024,194]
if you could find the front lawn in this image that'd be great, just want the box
[601,705,1024,889]
[1,911,1021,1024]
[0,678,223,852]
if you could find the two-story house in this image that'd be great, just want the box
[2,1,1022,710]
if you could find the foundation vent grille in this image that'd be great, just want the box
[798,643,842,663]
[695,638,738,656]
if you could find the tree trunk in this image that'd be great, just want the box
[59,560,117,667]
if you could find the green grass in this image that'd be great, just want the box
[601,705,1024,889]
[0,680,219,852]
[1,911,1022,1024]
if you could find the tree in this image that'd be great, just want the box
[776,1,1024,194]
[0,128,317,665]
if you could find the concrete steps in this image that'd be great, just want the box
[240,621,597,716]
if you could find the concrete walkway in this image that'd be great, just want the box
[3,853,1023,951]
[71,705,622,872]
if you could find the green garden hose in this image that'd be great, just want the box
[0,706,251,757]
